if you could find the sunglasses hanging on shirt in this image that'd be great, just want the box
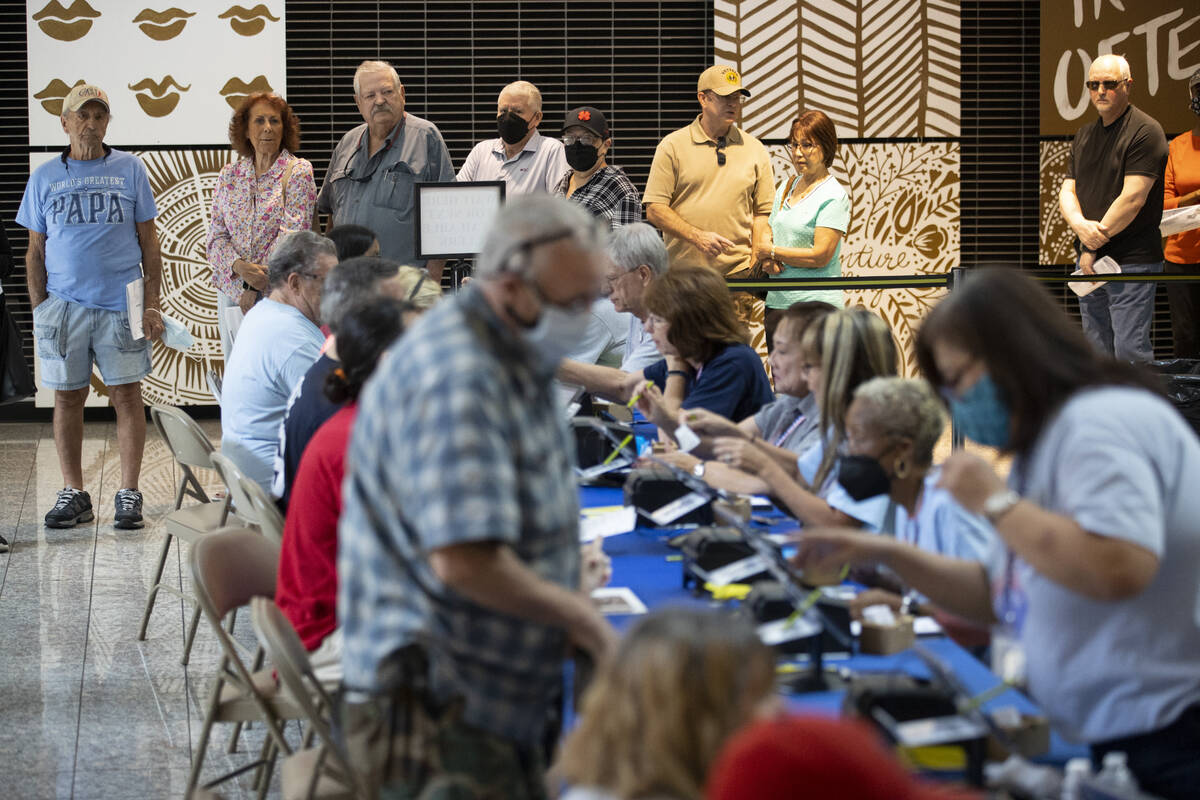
[716,136,727,167]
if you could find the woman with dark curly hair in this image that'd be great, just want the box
[206,92,317,357]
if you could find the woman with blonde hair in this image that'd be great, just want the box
[710,306,898,529]
[557,607,777,800]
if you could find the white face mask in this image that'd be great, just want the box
[521,301,592,370]
[160,313,194,352]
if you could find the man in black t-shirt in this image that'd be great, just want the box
[1059,54,1168,362]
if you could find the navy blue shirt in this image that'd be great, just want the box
[643,342,774,421]
[274,354,341,511]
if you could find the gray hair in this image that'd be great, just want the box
[1091,53,1131,80]
[607,222,669,277]
[354,60,402,97]
[320,255,401,334]
[852,377,945,466]
[499,80,543,113]
[475,195,603,280]
[267,230,337,289]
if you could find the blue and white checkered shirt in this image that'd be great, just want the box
[338,285,581,744]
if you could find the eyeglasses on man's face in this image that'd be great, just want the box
[1085,79,1128,92]
[563,133,601,147]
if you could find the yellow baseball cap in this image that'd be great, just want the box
[697,65,750,97]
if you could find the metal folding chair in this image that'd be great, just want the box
[139,405,235,665]
[186,527,303,799]
[251,597,363,799]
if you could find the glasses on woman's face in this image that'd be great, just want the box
[790,140,820,153]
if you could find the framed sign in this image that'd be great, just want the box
[414,181,506,260]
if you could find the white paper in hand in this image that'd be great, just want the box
[125,277,145,340]
[1068,255,1120,297]
[674,423,701,453]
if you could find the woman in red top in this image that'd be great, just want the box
[274,296,413,682]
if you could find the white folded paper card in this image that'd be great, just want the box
[1068,255,1120,297]
[579,505,636,542]
[591,586,648,615]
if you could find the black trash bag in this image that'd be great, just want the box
[0,297,35,405]
[1148,359,1200,437]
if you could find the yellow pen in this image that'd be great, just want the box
[601,434,634,466]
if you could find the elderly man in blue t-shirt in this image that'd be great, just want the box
[16,84,164,531]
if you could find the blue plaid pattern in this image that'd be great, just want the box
[338,286,580,744]
[555,165,643,230]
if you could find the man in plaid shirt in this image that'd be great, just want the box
[555,106,642,230]
[338,195,617,798]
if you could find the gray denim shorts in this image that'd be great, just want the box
[33,294,151,391]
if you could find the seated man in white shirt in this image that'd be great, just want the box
[220,230,336,489]
[559,222,666,397]
[456,80,569,196]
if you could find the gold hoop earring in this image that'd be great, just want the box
[893,458,909,480]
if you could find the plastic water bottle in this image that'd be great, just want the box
[1098,751,1139,792]
[1061,757,1092,800]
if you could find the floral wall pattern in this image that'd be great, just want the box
[1040,140,1075,267]
[766,142,960,376]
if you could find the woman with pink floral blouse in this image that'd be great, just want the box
[206,92,317,358]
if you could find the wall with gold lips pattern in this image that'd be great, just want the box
[28,1,285,145]
[26,1,285,406]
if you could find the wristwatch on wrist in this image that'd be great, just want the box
[982,489,1021,524]
[692,461,707,478]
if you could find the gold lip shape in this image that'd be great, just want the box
[128,76,191,117]
[218,4,279,37]
[34,78,86,116]
[132,7,196,41]
[219,75,273,110]
[32,0,101,41]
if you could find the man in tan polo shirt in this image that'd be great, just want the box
[644,65,774,361]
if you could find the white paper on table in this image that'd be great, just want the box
[224,304,246,344]
[674,423,701,452]
[748,494,773,508]
[914,616,943,636]
[1161,205,1200,238]
[579,505,636,542]
[125,277,145,340]
[1068,255,1121,297]
[591,586,648,615]
[647,491,709,526]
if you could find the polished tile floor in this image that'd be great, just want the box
[0,419,294,799]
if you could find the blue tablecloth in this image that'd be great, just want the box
[580,485,1088,764]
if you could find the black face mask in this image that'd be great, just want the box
[836,455,891,501]
[1190,94,1200,117]
[565,141,599,172]
[497,111,529,145]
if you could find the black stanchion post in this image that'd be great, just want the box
[948,267,967,451]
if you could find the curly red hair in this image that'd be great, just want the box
[227,92,301,159]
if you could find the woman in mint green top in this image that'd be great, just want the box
[764,109,850,310]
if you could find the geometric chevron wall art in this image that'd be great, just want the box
[716,0,961,140]
[27,1,285,146]
[30,149,235,408]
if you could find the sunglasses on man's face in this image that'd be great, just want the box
[1085,79,1127,92]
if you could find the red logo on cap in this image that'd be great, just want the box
[578,110,591,121]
